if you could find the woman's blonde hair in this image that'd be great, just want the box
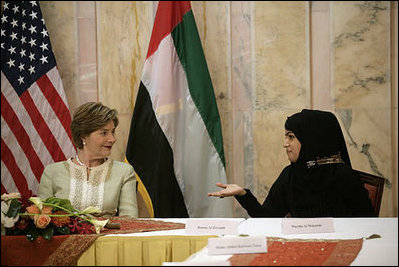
[70,102,119,149]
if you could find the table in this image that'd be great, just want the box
[2,218,396,266]
[175,217,398,266]
[0,218,244,266]
[77,218,245,266]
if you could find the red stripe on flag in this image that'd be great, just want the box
[36,74,73,142]
[1,138,30,196]
[1,92,45,181]
[146,1,191,59]
[19,90,66,162]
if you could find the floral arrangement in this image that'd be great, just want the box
[1,192,108,241]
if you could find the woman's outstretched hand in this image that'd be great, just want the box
[208,182,246,198]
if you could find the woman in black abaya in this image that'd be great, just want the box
[208,109,376,217]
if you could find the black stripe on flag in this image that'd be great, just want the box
[126,82,189,218]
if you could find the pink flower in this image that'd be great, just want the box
[41,205,52,215]
[26,204,53,228]
[34,214,51,229]
[26,205,40,219]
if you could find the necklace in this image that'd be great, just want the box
[76,154,92,170]
[76,155,107,170]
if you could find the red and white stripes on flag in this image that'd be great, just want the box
[1,1,76,196]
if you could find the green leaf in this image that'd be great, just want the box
[6,199,21,218]
[44,197,76,212]
[41,227,54,240]
[44,197,61,206]
[58,199,75,211]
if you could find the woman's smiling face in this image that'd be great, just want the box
[83,120,116,159]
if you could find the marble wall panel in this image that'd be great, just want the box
[253,2,309,200]
[230,1,254,217]
[97,1,153,161]
[392,2,398,215]
[332,1,393,216]
[333,1,390,108]
[40,1,78,111]
[311,2,332,110]
[254,1,309,111]
[77,1,97,105]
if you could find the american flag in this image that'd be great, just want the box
[1,1,76,196]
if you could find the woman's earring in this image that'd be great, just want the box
[83,141,86,146]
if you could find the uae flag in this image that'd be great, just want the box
[126,1,233,218]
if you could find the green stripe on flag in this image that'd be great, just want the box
[171,10,226,167]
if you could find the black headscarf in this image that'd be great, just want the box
[284,109,351,167]
[282,109,357,216]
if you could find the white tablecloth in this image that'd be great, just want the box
[161,217,398,266]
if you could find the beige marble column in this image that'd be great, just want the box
[230,1,254,218]
[332,1,392,216]
[391,1,398,216]
[40,1,78,111]
[311,1,332,110]
[97,1,153,161]
[252,1,310,202]
[76,1,98,104]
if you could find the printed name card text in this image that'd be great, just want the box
[208,236,267,255]
[185,220,239,235]
[282,217,335,234]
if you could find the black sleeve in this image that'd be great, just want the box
[339,167,377,217]
[235,167,290,217]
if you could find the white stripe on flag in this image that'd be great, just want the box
[142,34,231,217]
[142,35,188,193]
[28,81,75,160]
[1,73,53,168]
[1,117,40,191]
[1,160,19,194]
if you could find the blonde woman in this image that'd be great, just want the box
[38,102,138,217]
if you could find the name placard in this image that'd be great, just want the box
[185,220,239,235]
[207,236,267,255]
[281,217,335,234]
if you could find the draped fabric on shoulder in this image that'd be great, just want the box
[236,109,376,218]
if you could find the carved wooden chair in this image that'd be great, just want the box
[355,170,385,217]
